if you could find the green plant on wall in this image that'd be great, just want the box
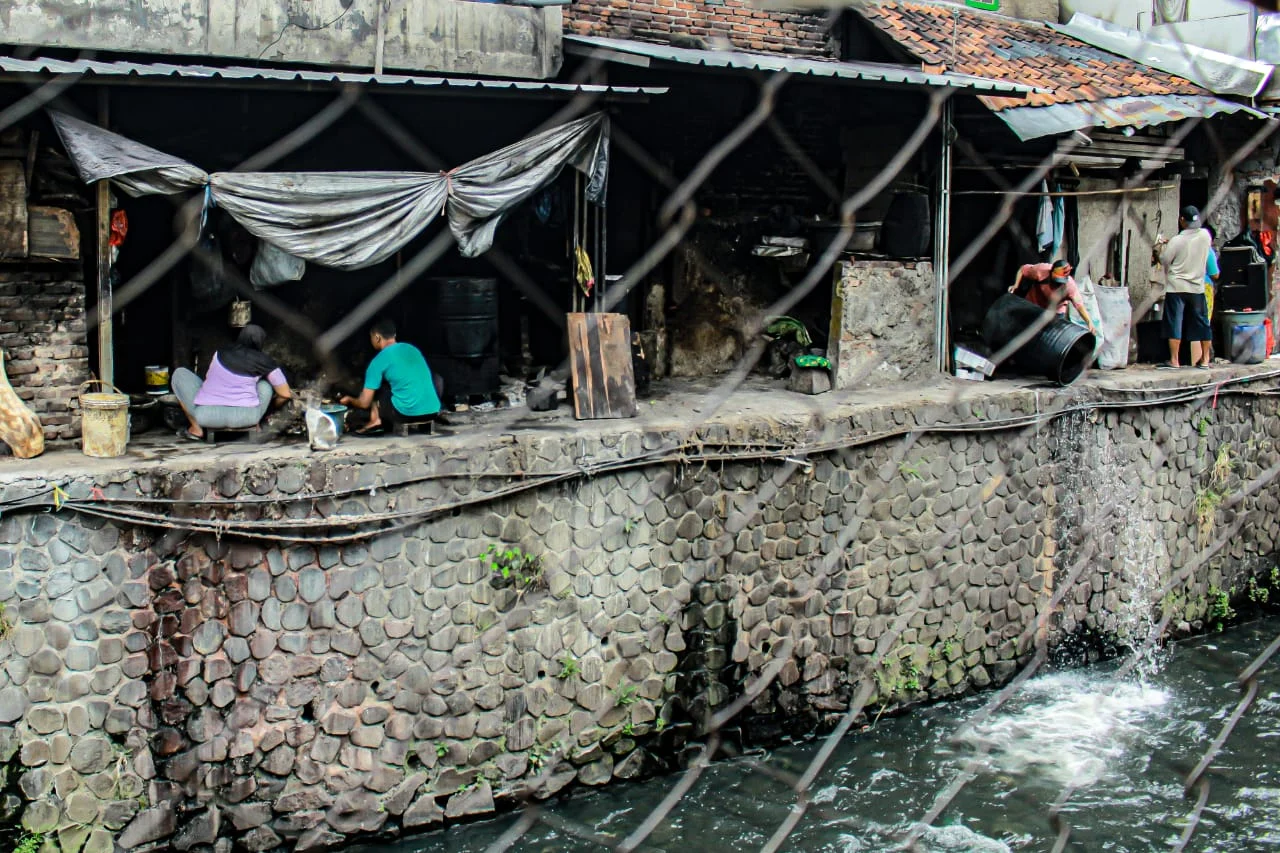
[1195,488,1223,548]
[872,648,924,710]
[483,543,543,589]
[14,833,43,853]
[898,461,924,481]
[613,683,639,707]
[0,602,11,640]
[528,740,559,771]
[1211,444,1234,489]
[554,654,580,680]
[1208,585,1236,631]
[1247,575,1271,605]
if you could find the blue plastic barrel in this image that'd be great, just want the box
[1222,310,1267,365]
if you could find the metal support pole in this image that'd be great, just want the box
[374,0,388,76]
[933,97,953,375]
[95,88,113,386]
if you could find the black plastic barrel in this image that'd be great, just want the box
[981,293,1096,386]
[424,277,500,402]
[879,191,931,258]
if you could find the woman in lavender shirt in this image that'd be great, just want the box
[171,325,292,440]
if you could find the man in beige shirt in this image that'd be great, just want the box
[1156,206,1213,369]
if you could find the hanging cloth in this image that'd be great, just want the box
[1050,184,1065,259]
[1036,180,1054,253]
[1063,195,1080,273]
[48,109,610,268]
[575,244,595,296]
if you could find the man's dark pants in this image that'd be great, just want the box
[1164,292,1211,344]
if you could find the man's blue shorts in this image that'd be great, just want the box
[1164,292,1211,341]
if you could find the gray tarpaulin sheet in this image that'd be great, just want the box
[48,110,609,266]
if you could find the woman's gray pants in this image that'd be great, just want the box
[171,367,272,430]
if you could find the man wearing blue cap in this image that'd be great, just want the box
[1155,205,1213,369]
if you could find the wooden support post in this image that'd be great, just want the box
[95,89,113,386]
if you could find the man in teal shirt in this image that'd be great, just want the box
[340,318,441,435]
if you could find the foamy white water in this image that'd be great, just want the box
[953,673,1170,787]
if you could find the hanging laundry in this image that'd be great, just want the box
[574,244,595,296]
[1037,180,1054,253]
[108,209,128,266]
[1050,184,1065,259]
[108,210,128,247]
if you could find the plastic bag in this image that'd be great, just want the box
[1068,274,1104,360]
[250,240,306,290]
[190,228,231,312]
[1094,285,1133,370]
[305,407,338,451]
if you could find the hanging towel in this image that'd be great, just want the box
[1051,186,1065,258]
[1037,180,1054,253]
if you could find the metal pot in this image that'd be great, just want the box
[229,299,252,328]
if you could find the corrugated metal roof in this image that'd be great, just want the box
[0,55,667,96]
[997,94,1268,141]
[564,34,1035,95]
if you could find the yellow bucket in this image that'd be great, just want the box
[79,380,129,458]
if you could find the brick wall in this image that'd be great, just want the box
[566,0,835,57]
[0,268,91,442]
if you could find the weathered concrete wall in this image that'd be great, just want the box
[999,0,1060,22]
[0,268,90,444]
[1,381,1278,851]
[829,259,935,389]
[1075,177,1179,322]
[1,0,561,80]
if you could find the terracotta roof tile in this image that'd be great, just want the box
[853,0,1206,111]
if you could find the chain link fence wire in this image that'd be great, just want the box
[4,5,1280,852]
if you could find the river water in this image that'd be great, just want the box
[381,617,1280,852]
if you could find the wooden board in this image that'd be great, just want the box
[0,161,28,259]
[567,312,638,420]
[28,206,79,260]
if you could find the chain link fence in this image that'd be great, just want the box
[4,5,1280,852]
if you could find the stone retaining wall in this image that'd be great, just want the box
[1,385,1278,852]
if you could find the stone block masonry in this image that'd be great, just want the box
[1,375,1279,851]
[0,268,91,443]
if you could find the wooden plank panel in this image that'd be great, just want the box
[567,312,638,420]
[27,206,80,260]
[0,161,28,259]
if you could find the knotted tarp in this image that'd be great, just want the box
[49,110,609,267]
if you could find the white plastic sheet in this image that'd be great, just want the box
[1069,273,1104,364]
[250,240,306,290]
[1094,285,1133,370]
[48,110,609,268]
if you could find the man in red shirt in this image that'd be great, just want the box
[1008,259,1098,335]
